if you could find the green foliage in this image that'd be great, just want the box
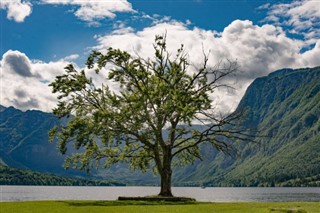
[50,34,251,196]
[0,164,124,186]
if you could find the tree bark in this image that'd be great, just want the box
[159,147,173,197]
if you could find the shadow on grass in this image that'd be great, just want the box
[270,207,307,213]
[58,200,201,207]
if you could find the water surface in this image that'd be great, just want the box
[1,186,319,202]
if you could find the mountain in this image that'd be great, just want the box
[1,66,319,186]
[224,66,320,186]
[173,66,320,187]
[0,105,158,184]
[0,106,68,174]
[0,105,6,112]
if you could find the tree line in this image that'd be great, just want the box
[0,164,125,186]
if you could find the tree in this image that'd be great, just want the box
[49,34,253,197]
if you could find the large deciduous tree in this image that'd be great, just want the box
[49,35,253,197]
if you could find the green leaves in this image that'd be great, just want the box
[48,126,58,143]
[49,33,246,180]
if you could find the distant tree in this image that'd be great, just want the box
[49,34,253,197]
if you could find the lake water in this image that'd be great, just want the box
[1,186,319,202]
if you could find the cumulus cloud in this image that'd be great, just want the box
[92,20,320,113]
[1,50,71,111]
[41,0,135,25]
[2,19,319,113]
[0,0,32,22]
[2,50,34,77]
[219,20,303,77]
[260,0,320,46]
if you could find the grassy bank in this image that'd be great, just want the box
[1,201,319,213]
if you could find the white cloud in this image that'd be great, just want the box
[63,54,79,61]
[299,41,320,67]
[41,0,135,25]
[220,20,304,76]
[261,0,320,46]
[92,20,320,113]
[0,0,134,24]
[257,3,270,10]
[0,50,122,112]
[1,50,70,111]
[2,50,34,77]
[0,0,32,22]
[2,19,319,113]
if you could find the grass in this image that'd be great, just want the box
[1,201,319,213]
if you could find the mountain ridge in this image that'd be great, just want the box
[173,66,320,186]
[1,66,319,186]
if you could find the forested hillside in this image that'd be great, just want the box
[0,164,125,186]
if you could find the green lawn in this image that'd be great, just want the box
[1,201,319,213]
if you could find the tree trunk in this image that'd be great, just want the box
[159,147,173,197]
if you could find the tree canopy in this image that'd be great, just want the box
[49,34,253,197]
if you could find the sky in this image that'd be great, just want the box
[1,0,320,113]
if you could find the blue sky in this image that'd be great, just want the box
[2,0,271,62]
[1,0,320,112]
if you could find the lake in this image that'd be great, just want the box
[1,186,319,202]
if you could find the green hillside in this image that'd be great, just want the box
[0,164,125,186]
[0,107,64,171]
[174,66,320,187]
[0,106,158,184]
[224,67,320,186]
